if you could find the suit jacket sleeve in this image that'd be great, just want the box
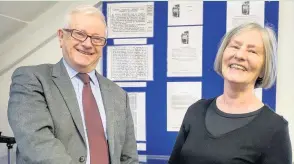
[120,93,139,164]
[7,67,76,164]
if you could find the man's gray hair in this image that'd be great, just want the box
[64,5,107,35]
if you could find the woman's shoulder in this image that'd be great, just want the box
[186,97,216,114]
[181,98,216,125]
[261,105,288,128]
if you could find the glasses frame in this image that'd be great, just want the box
[63,28,107,46]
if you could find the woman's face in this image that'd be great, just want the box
[221,29,265,88]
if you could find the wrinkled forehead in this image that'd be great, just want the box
[229,29,264,48]
[69,13,107,36]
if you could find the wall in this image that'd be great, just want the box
[0,0,293,162]
[276,0,294,158]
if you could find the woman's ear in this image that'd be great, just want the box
[259,70,265,79]
[259,64,265,79]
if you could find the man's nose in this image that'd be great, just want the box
[81,36,93,48]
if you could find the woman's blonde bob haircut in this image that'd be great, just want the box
[214,22,278,89]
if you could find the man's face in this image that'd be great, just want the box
[58,13,106,73]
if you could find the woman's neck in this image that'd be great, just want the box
[217,81,263,114]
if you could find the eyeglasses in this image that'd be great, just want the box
[63,29,107,46]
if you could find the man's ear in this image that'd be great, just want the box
[57,29,64,48]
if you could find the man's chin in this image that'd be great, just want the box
[75,63,97,73]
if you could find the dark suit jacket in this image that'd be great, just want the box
[7,60,138,164]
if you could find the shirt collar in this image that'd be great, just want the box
[62,58,99,85]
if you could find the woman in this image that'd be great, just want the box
[168,22,292,164]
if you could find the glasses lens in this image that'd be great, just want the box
[91,37,106,46]
[72,30,87,41]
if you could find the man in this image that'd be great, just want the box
[7,5,138,164]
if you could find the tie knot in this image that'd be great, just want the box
[78,73,90,84]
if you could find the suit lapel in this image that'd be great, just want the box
[52,60,86,144]
[96,72,116,158]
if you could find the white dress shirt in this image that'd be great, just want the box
[63,59,107,164]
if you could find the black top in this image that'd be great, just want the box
[169,98,292,164]
[205,99,262,137]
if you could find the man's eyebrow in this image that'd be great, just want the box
[76,29,102,36]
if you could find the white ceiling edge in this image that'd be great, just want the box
[0,0,100,56]
[0,0,100,71]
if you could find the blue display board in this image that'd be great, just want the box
[102,1,279,156]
